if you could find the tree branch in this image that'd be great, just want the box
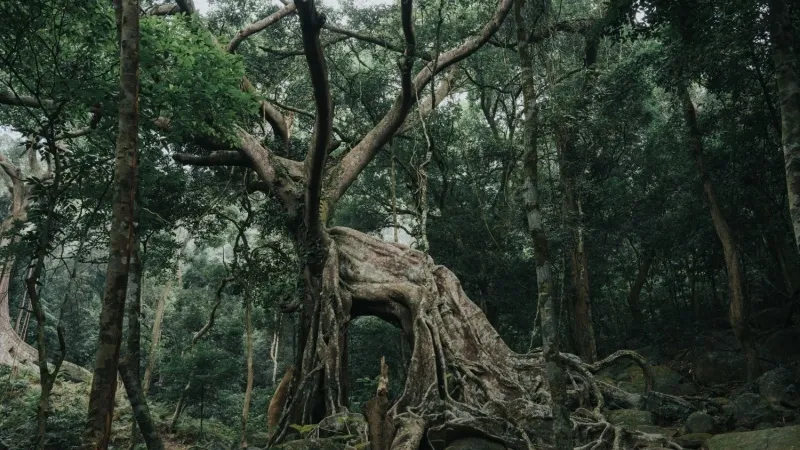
[325,0,513,205]
[227,2,298,53]
[0,91,53,108]
[146,3,181,16]
[296,0,333,235]
[396,66,461,136]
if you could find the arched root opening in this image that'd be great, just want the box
[270,227,686,450]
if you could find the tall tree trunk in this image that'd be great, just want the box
[514,1,571,448]
[27,148,66,450]
[119,239,164,450]
[85,0,140,446]
[679,85,760,380]
[142,279,169,394]
[628,250,654,326]
[557,130,597,362]
[770,0,800,256]
[241,291,254,448]
[143,235,189,394]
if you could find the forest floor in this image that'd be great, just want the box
[1,307,799,450]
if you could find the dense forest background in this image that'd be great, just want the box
[1,0,800,449]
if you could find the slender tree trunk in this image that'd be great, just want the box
[679,84,760,380]
[628,250,654,326]
[142,279,168,394]
[85,0,140,446]
[514,1,571,447]
[770,0,800,256]
[169,275,233,432]
[27,149,66,450]
[119,239,164,450]
[241,291,254,448]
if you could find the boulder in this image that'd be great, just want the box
[684,411,715,434]
[757,367,798,408]
[733,393,772,427]
[607,409,654,427]
[704,424,800,449]
[694,351,747,385]
[675,432,711,449]
[612,364,697,396]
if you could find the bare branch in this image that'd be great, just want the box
[326,0,513,205]
[146,4,181,16]
[296,0,333,234]
[227,2,297,53]
[323,24,431,61]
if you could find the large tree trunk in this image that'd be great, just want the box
[770,0,800,256]
[679,85,760,381]
[0,154,39,370]
[514,0,571,447]
[268,228,680,450]
[85,0,140,446]
[119,239,164,450]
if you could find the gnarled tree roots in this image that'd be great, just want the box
[270,227,684,449]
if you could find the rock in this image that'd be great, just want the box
[606,409,654,427]
[733,393,772,427]
[445,437,507,450]
[694,351,747,385]
[675,432,711,448]
[610,364,697,396]
[757,367,797,407]
[762,329,800,364]
[317,412,367,439]
[704,424,800,449]
[685,411,715,434]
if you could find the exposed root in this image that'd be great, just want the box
[274,227,684,450]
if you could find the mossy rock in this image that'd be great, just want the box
[703,425,800,449]
[676,432,711,448]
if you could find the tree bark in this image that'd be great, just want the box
[679,84,760,380]
[240,290,254,448]
[557,129,597,363]
[0,153,39,370]
[85,0,140,447]
[119,238,164,450]
[514,0,572,447]
[628,250,654,326]
[770,0,800,257]
[142,279,168,394]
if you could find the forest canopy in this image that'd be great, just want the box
[1,0,800,449]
